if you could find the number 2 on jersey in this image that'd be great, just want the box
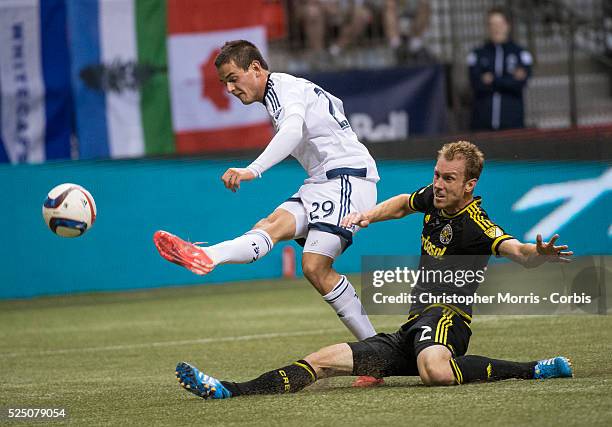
[419,326,432,342]
[314,87,350,130]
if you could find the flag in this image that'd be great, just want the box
[66,0,174,158]
[167,0,272,153]
[0,0,72,164]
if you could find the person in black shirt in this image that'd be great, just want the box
[405,181,513,318]
[468,7,533,130]
[173,141,574,400]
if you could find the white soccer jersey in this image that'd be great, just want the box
[262,72,379,184]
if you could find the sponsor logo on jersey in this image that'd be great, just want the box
[421,234,447,258]
[440,224,453,245]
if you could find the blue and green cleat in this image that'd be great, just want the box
[175,362,232,400]
[534,357,573,379]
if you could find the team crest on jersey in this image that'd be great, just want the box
[439,224,453,245]
[485,226,504,239]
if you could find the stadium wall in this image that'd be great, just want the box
[0,157,609,299]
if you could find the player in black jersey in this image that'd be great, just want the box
[174,141,574,399]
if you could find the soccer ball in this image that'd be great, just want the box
[42,183,97,237]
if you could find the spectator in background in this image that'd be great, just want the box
[393,0,433,64]
[295,0,346,63]
[296,0,432,66]
[295,0,367,66]
[604,1,612,96]
[327,0,374,57]
[468,7,533,131]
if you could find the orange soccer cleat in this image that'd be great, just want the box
[351,376,385,388]
[153,230,215,276]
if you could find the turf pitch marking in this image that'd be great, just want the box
[0,328,348,359]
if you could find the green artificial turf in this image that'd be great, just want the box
[1,278,611,426]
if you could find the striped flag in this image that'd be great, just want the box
[4,0,274,162]
[66,0,174,158]
[0,0,72,164]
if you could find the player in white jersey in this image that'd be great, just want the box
[154,40,381,386]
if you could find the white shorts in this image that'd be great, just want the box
[276,174,377,259]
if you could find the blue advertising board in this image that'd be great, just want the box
[302,66,448,142]
[0,159,609,298]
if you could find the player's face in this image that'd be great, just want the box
[217,60,263,105]
[488,13,510,44]
[432,157,476,212]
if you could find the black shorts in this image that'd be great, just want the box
[348,305,472,378]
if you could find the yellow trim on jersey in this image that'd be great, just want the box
[434,315,446,342]
[435,309,454,345]
[409,184,433,212]
[440,197,481,218]
[472,205,495,230]
[408,191,418,211]
[449,358,464,384]
[437,318,449,344]
[467,205,495,232]
[492,234,513,256]
[406,313,420,323]
[443,316,453,344]
[423,303,472,323]
[293,361,316,381]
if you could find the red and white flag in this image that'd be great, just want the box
[167,0,272,154]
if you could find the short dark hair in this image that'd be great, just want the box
[214,40,269,71]
[487,6,511,23]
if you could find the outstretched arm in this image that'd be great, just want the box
[221,114,304,192]
[340,194,415,228]
[498,234,573,268]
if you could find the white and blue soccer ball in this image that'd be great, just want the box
[42,183,97,238]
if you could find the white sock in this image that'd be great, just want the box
[206,229,273,265]
[323,276,376,340]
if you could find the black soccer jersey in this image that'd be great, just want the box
[407,184,514,318]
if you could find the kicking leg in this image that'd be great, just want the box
[175,343,354,399]
[154,208,296,274]
[205,208,296,264]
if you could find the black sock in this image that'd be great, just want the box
[221,360,317,396]
[451,355,537,384]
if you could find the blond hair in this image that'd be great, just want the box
[437,141,484,181]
